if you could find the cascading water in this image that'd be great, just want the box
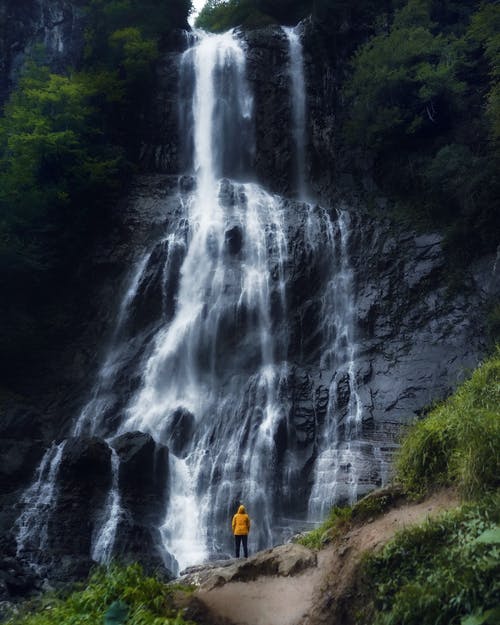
[91,448,122,564]
[15,250,155,570]
[307,208,363,517]
[283,26,307,198]
[282,25,363,514]
[16,25,369,576]
[15,441,66,570]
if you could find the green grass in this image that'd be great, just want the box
[395,350,500,498]
[359,495,500,625]
[4,564,194,625]
[296,506,352,550]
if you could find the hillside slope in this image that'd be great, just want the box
[183,489,459,625]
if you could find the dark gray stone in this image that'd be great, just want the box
[110,432,172,575]
[225,225,244,256]
[49,438,112,558]
[162,408,195,458]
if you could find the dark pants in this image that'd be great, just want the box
[234,534,248,558]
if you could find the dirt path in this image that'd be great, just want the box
[194,489,459,625]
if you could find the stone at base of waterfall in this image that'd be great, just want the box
[178,543,317,590]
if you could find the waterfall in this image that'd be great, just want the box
[308,209,362,516]
[16,25,366,575]
[283,26,307,198]
[91,448,122,564]
[74,252,152,437]
[15,441,65,569]
[121,178,289,571]
[15,252,152,568]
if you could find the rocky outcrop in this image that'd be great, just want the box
[179,543,317,590]
[48,437,112,580]
[139,30,192,173]
[244,27,294,195]
[111,432,171,574]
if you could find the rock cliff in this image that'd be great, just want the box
[0,14,498,600]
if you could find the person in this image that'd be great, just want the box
[232,504,250,558]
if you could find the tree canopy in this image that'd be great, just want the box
[342,0,500,259]
[0,0,192,380]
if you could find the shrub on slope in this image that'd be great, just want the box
[396,350,500,498]
[360,495,500,625]
[3,564,194,625]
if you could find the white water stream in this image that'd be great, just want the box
[16,26,365,575]
[283,25,307,198]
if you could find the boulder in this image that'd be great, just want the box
[179,543,317,590]
[112,431,169,525]
[162,408,195,458]
[225,225,244,256]
[110,432,171,575]
[50,437,112,558]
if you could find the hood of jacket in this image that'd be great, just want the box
[237,505,246,514]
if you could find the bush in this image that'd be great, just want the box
[296,506,352,549]
[396,350,500,498]
[195,0,310,31]
[360,496,500,625]
[341,1,500,261]
[4,564,194,625]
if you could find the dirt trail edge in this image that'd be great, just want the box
[187,489,459,625]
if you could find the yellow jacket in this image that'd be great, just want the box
[232,505,251,535]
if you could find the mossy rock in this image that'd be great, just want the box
[352,485,405,522]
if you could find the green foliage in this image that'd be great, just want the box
[396,350,500,498]
[296,506,352,549]
[360,496,500,625]
[468,3,500,140]
[0,0,191,383]
[196,0,274,31]
[0,58,124,289]
[4,564,194,625]
[195,0,310,31]
[104,600,129,625]
[109,27,158,83]
[82,0,191,60]
[344,1,466,151]
[342,0,500,260]
[351,489,396,521]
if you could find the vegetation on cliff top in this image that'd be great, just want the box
[195,0,308,30]
[0,0,191,384]
[197,0,500,264]
[343,0,500,263]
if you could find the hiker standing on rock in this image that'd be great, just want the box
[232,504,250,558]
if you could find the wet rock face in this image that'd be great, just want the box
[47,437,111,580]
[112,431,169,525]
[111,432,171,575]
[161,408,195,458]
[244,27,294,195]
[71,177,498,534]
[7,432,172,585]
